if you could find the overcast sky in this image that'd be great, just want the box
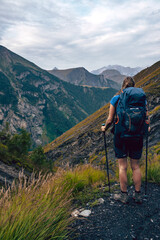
[0,0,160,71]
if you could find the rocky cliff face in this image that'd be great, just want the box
[45,61,160,166]
[0,46,117,147]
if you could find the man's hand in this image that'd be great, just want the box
[101,126,106,132]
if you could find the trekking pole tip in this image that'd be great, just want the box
[143,194,148,201]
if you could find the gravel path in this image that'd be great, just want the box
[71,183,160,240]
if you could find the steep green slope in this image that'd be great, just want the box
[0,72,17,106]
[45,61,160,166]
[0,46,117,146]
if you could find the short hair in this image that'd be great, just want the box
[122,77,135,89]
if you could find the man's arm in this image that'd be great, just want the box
[101,104,116,132]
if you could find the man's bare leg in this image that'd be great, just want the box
[130,158,141,192]
[118,158,128,192]
[113,158,129,203]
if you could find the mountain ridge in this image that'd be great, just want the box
[0,45,117,147]
[49,67,121,90]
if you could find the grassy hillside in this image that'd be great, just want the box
[134,61,160,94]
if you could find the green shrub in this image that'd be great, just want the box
[30,145,47,165]
[30,145,53,170]
[8,129,31,158]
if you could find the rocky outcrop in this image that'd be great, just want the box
[0,161,30,185]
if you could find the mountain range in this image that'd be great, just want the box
[49,67,121,90]
[49,65,142,89]
[45,61,160,166]
[92,65,143,76]
[0,45,117,147]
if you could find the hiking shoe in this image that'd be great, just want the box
[133,191,142,204]
[113,192,129,204]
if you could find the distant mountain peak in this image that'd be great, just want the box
[92,65,143,76]
[53,67,58,70]
[101,69,121,75]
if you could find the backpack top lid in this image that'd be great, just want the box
[120,87,146,109]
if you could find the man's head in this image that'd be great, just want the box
[122,77,135,90]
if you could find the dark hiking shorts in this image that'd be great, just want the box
[114,135,143,159]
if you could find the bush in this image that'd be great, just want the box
[0,126,52,171]
[30,145,46,165]
[30,145,53,170]
[7,129,31,158]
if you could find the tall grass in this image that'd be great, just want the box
[64,164,106,206]
[0,170,73,240]
[0,164,106,239]
[141,151,160,184]
[65,164,106,193]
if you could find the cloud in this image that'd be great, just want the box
[0,0,160,70]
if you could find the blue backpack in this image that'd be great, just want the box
[115,87,147,138]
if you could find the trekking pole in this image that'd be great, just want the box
[145,122,149,196]
[102,124,110,193]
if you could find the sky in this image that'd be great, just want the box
[0,0,160,71]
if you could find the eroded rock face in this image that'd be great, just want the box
[0,98,45,146]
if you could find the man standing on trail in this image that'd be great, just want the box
[101,77,149,204]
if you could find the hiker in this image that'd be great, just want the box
[101,77,150,204]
